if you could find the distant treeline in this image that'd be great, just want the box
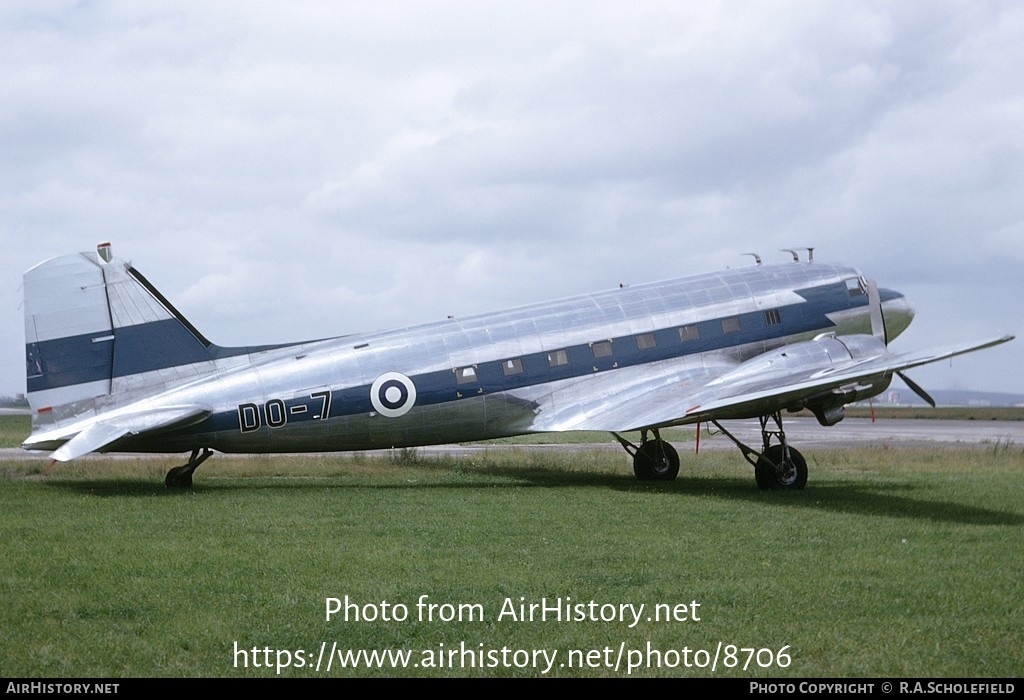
[841,406,1024,421]
[0,396,29,409]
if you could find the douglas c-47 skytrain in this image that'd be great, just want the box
[22,243,1013,488]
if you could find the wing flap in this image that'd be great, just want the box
[529,371,707,433]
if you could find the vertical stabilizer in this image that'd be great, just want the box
[24,244,222,432]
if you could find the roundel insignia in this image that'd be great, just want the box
[370,372,417,418]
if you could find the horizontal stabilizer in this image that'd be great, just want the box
[31,405,212,461]
[50,422,134,462]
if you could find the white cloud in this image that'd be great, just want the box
[2,1,1021,397]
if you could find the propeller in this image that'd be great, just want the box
[866,279,888,345]
[896,370,936,408]
[867,278,936,407]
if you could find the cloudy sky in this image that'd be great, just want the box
[2,1,1021,400]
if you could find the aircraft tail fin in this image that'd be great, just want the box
[24,243,222,431]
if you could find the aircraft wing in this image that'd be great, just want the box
[25,404,213,462]
[682,334,1014,423]
[532,334,1014,433]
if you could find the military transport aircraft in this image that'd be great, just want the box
[22,243,1012,489]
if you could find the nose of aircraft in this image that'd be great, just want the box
[880,288,915,341]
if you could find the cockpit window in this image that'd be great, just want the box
[845,277,866,297]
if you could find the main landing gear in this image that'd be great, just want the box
[614,412,808,490]
[613,428,680,481]
[711,411,807,490]
[165,448,213,488]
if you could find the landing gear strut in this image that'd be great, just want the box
[712,412,807,490]
[165,448,213,488]
[614,428,680,481]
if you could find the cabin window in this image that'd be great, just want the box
[721,316,741,334]
[547,349,569,367]
[636,333,656,350]
[591,341,613,358]
[454,366,477,384]
[678,325,700,342]
[764,309,781,326]
[501,358,524,376]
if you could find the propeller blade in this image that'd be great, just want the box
[866,279,887,344]
[896,371,936,408]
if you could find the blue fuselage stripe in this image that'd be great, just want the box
[188,280,881,435]
[28,277,893,418]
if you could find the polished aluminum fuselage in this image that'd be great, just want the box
[92,261,910,454]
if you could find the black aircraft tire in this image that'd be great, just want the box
[164,467,180,488]
[755,445,807,490]
[755,458,777,490]
[633,440,680,481]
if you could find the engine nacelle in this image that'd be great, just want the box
[802,334,893,425]
[804,373,893,426]
[721,333,894,425]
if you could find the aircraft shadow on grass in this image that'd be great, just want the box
[44,462,1023,527]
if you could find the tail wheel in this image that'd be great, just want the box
[165,465,193,488]
[164,448,213,489]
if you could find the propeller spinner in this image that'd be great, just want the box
[867,278,935,407]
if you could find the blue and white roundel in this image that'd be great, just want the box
[370,372,417,418]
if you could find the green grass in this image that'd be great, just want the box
[2,446,1021,677]
[0,414,30,448]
